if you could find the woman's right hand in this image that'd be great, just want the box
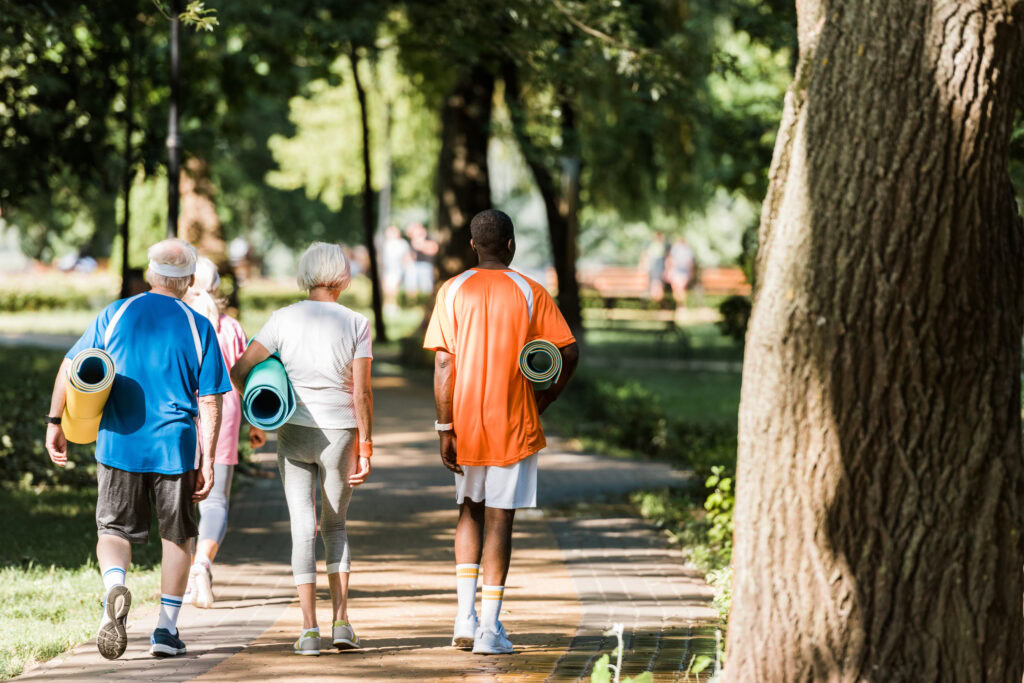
[349,456,372,486]
[249,427,267,449]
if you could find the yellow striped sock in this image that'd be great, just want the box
[456,564,480,618]
[481,585,504,629]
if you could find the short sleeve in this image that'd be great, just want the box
[198,320,231,396]
[223,316,247,368]
[65,301,119,359]
[354,317,373,359]
[253,311,279,355]
[423,282,455,353]
[528,285,576,348]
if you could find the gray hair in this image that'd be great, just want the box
[296,242,351,292]
[146,238,198,298]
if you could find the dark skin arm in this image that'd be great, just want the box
[534,342,580,415]
[433,349,461,474]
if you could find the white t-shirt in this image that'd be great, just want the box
[254,300,372,429]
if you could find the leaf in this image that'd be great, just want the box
[590,653,613,683]
[690,655,713,674]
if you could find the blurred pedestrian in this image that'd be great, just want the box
[641,231,668,301]
[404,222,438,297]
[381,225,410,312]
[666,236,697,307]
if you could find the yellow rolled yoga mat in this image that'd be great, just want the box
[62,348,116,444]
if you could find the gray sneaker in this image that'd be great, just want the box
[332,620,360,650]
[294,629,321,656]
[96,585,132,660]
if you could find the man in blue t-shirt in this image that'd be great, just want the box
[44,239,231,661]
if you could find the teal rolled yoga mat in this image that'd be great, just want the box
[241,355,297,430]
[519,339,562,391]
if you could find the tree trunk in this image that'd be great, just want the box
[726,3,1024,681]
[350,46,388,343]
[501,60,585,339]
[119,22,134,300]
[435,65,493,282]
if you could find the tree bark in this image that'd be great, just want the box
[501,60,585,340]
[726,2,1024,681]
[350,46,388,343]
[435,65,494,282]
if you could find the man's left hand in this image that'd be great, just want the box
[535,389,554,415]
[193,462,215,502]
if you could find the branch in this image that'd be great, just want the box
[549,0,644,54]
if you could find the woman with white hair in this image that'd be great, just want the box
[182,257,249,609]
[230,241,373,656]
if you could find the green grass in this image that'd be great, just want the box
[0,484,163,680]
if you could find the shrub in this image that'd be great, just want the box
[555,372,736,474]
[716,295,751,345]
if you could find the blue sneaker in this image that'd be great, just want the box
[149,628,186,657]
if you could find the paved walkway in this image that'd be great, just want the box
[18,372,716,682]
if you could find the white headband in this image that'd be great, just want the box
[148,261,196,278]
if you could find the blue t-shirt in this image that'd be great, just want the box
[66,292,231,474]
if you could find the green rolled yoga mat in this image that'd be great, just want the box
[519,339,562,391]
[62,348,116,444]
[242,355,297,430]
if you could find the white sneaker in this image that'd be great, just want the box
[471,621,513,655]
[294,629,321,656]
[452,613,478,649]
[332,620,360,650]
[190,562,214,609]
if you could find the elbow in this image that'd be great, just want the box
[562,342,580,368]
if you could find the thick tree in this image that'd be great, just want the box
[727,2,1024,681]
[434,64,494,281]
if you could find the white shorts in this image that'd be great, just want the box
[454,453,538,510]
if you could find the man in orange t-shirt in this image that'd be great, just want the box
[424,209,579,655]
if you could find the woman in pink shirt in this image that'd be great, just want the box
[183,257,250,608]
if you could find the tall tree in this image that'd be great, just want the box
[727,2,1024,680]
[434,65,494,281]
[502,58,583,337]
[350,44,388,342]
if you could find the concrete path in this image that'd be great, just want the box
[17,372,716,682]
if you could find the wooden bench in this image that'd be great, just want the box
[578,265,751,303]
[697,267,751,297]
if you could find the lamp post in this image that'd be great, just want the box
[166,0,182,238]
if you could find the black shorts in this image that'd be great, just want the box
[96,463,198,545]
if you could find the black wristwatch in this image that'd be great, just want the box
[44,415,62,425]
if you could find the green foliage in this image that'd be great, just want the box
[0,347,97,486]
[550,370,737,475]
[717,295,751,345]
[0,482,163,678]
[590,653,653,683]
[631,468,735,625]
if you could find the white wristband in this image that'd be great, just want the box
[434,421,453,432]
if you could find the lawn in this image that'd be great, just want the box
[0,484,163,680]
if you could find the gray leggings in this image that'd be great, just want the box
[198,463,234,546]
[277,423,355,585]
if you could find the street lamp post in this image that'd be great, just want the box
[166,0,182,238]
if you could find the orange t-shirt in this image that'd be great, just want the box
[423,268,576,467]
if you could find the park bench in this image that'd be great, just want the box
[576,265,751,341]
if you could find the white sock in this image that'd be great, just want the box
[102,566,126,593]
[157,595,183,635]
[100,567,126,625]
[456,564,480,619]
[480,585,504,631]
